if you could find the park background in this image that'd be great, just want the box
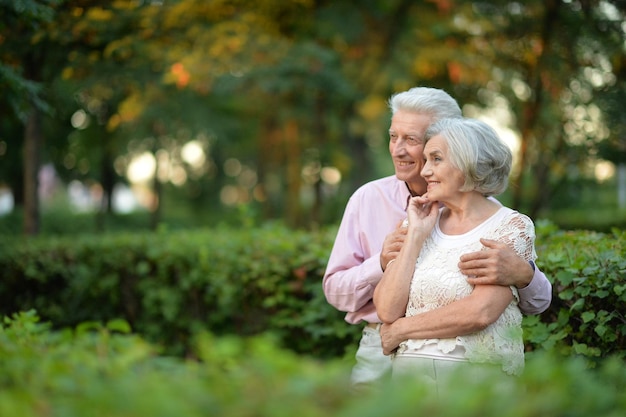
[1,1,626,416]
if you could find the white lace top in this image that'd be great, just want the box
[395,207,536,376]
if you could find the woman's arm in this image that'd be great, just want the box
[373,196,438,324]
[380,284,513,354]
[373,238,421,324]
[380,211,535,355]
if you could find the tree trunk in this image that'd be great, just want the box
[618,163,626,209]
[259,117,279,220]
[310,91,327,227]
[150,150,162,231]
[284,119,302,228]
[150,123,165,231]
[96,133,116,231]
[23,106,41,236]
[512,0,560,212]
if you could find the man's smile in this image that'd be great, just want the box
[396,160,415,167]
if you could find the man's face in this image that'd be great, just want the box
[388,109,433,196]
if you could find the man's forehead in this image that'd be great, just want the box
[389,125,427,137]
[390,114,431,132]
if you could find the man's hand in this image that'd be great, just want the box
[459,238,533,289]
[380,322,403,355]
[380,220,407,271]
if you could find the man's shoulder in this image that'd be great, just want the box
[343,175,408,223]
[353,175,401,195]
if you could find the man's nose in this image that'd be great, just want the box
[392,139,407,155]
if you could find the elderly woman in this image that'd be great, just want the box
[373,117,536,388]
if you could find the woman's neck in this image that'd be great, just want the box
[439,193,500,235]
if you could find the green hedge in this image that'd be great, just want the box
[0,222,624,362]
[0,224,360,358]
[525,221,626,362]
[1,311,625,417]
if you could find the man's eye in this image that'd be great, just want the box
[389,134,397,141]
[407,137,419,146]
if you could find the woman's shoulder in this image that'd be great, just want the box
[494,207,535,235]
[501,208,534,225]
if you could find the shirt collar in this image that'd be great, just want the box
[402,182,414,211]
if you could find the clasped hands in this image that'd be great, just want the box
[378,196,535,354]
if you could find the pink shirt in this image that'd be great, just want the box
[323,175,552,325]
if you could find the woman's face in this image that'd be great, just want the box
[388,110,434,196]
[420,134,465,201]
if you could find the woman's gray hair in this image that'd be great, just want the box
[424,118,513,196]
[388,87,462,121]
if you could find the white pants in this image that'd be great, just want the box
[350,324,391,389]
[350,327,470,390]
[350,325,506,395]
[393,355,507,398]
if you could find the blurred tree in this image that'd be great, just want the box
[3,0,625,233]
[157,0,454,227]
[439,0,626,217]
[48,1,161,228]
[596,79,626,208]
[0,0,62,235]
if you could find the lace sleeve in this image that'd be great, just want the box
[488,212,537,262]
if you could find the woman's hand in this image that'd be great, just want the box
[406,195,438,237]
[380,322,403,355]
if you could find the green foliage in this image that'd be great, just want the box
[5,0,625,231]
[0,222,624,364]
[0,310,354,417]
[0,223,360,358]
[525,223,626,364]
[1,311,625,417]
[0,0,62,120]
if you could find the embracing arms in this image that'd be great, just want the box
[379,285,513,355]
[374,201,546,355]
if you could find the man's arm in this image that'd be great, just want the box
[323,253,383,313]
[516,264,552,315]
[379,222,407,271]
[459,238,552,314]
[323,196,385,313]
